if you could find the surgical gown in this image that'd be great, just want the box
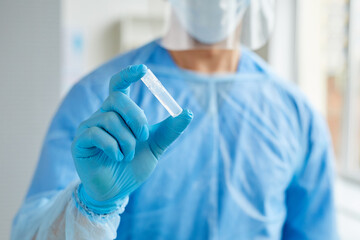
[12,40,338,239]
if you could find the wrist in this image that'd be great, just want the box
[76,183,128,215]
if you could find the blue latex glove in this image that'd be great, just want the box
[72,64,193,214]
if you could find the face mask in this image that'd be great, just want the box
[169,0,250,45]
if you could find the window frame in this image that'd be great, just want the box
[339,0,360,182]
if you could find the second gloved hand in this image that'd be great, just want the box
[71,65,193,214]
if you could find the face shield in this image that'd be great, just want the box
[161,0,275,50]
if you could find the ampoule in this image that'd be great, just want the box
[141,69,182,117]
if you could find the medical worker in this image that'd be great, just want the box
[12,0,338,239]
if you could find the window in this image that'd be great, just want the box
[269,0,360,180]
[326,0,360,180]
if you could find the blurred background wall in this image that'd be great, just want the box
[0,0,61,238]
[0,0,359,239]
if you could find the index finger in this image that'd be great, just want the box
[109,64,148,95]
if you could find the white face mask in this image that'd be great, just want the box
[169,0,251,44]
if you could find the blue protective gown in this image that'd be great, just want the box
[16,40,338,239]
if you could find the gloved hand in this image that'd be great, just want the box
[72,64,193,214]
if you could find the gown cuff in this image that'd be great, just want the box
[74,183,129,217]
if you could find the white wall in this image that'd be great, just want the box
[0,0,61,238]
[62,0,165,78]
[268,0,297,83]
[335,178,360,239]
[61,0,166,95]
[296,0,328,115]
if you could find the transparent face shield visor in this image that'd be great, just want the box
[160,0,276,50]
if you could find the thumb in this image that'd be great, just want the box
[148,109,193,159]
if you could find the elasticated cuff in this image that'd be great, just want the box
[74,183,129,216]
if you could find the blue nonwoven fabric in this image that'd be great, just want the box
[13,40,338,240]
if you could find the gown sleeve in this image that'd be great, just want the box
[282,109,338,240]
[11,79,127,239]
